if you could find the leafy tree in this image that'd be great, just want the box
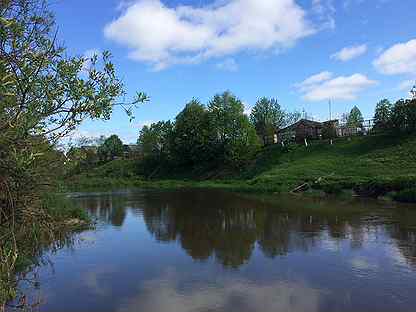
[250,97,301,145]
[322,121,337,139]
[374,99,392,132]
[0,1,146,301]
[138,121,173,163]
[207,91,260,167]
[250,98,284,145]
[347,106,364,129]
[172,99,212,167]
[98,135,124,161]
[391,99,416,133]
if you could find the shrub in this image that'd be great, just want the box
[393,188,416,203]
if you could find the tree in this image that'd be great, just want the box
[172,99,212,167]
[391,99,416,133]
[347,106,364,129]
[322,121,337,139]
[138,121,173,163]
[250,97,301,145]
[250,98,284,145]
[207,91,260,167]
[98,135,124,161]
[0,1,146,302]
[374,99,392,132]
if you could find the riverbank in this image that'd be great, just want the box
[65,134,416,203]
[1,194,91,309]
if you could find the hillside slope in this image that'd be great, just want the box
[246,134,416,199]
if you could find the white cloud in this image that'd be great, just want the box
[104,0,316,69]
[296,72,377,101]
[331,44,367,61]
[216,58,238,71]
[373,39,416,75]
[397,79,415,91]
[295,71,333,91]
[135,120,155,129]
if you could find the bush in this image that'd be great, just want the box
[393,188,416,203]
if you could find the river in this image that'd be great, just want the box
[10,189,416,311]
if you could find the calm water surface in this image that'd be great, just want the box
[14,189,416,312]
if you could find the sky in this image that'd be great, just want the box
[52,0,416,143]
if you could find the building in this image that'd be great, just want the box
[278,119,324,143]
[123,144,141,159]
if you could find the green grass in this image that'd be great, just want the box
[246,134,416,198]
[66,134,416,202]
[41,193,89,222]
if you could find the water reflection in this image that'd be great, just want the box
[72,189,416,269]
[116,271,322,312]
[21,189,414,312]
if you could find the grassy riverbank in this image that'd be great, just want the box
[1,194,90,308]
[66,134,416,202]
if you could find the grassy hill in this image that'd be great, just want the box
[245,134,416,200]
[67,134,416,202]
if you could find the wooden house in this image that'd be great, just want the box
[278,119,323,143]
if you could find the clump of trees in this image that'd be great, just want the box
[138,92,261,176]
[137,93,300,177]
[373,98,416,133]
[250,97,300,145]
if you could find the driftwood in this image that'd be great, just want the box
[291,182,310,193]
[291,176,325,193]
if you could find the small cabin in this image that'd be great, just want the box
[278,119,323,143]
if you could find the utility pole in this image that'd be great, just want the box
[328,99,332,121]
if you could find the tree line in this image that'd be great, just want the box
[374,98,416,133]
[137,92,300,176]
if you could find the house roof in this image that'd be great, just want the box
[280,119,323,132]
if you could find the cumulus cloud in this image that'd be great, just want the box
[296,72,377,101]
[397,79,415,91]
[295,71,333,91]
[104,0,316,69]
[373,39,416,75]
[216,58,239,71]
[331,44,367,61]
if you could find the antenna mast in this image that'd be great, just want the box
[328,99,332,121]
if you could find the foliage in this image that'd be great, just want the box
[138,121,173,175]
[0,0,144,306]
[250,97,285,145]
[391,99,416,133]
[347,106,364,129]
[373,99,392,132]
[171,99,213,167]
[322,121,337,139]
[97,134,124,161]
[207,91,261,168]
[393,188,416,203]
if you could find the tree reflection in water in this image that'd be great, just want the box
[73,189,416,269]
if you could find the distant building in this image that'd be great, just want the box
[278,119,323,143]
[277,118,374,143]
[123,144,141,159]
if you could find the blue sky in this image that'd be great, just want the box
[52,0,416,143]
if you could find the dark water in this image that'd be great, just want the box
[14,189,416,312]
